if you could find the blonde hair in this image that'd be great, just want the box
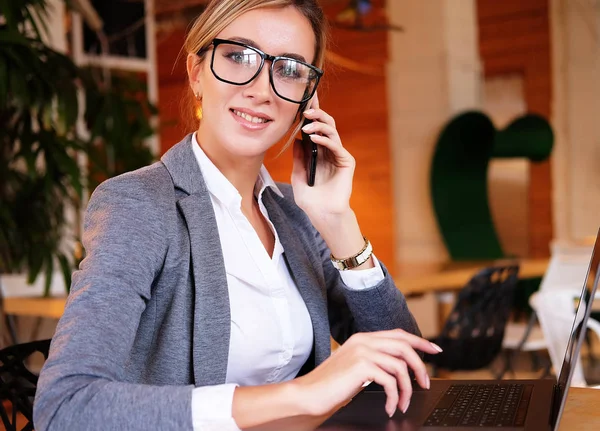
[182,0,328,149]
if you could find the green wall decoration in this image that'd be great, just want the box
[430,111,553,260]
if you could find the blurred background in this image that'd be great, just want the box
[2,0,600,401]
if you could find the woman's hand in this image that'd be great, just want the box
[291,93,355,223]
[231,330,441,429]
[291,329,442,418]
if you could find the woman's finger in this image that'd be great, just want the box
[395,361,412,413]
[365,364,400,418]
[303,107,336,129]
[369,338,430,389]
[307,134,353,167]
[370,329,444,355]
[301,121,340,144]
[393,360,412,414]
[311,92,320,110]
[369,352,413,413]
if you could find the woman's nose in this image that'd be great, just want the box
[243,63,273,103]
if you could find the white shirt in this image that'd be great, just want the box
[189,134,385,430]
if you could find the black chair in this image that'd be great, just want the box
[424,265,520,375]
[0,339,51,431]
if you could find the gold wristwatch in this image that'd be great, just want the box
[330,237,373,271]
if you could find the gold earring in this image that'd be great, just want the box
[194,92,203,120]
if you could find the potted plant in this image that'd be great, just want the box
[0,0,156,297]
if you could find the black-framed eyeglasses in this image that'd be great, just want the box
[198,38,323,104]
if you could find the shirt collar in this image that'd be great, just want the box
[255,165,284,200]
[191,133,284,207]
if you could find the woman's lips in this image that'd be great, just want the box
[230,109,272,131]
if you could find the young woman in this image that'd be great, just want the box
[34,1,441,430]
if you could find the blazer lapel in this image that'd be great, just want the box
[162,135,230,386]
[263,190,331,365]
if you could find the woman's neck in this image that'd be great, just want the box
[195,131,263,210]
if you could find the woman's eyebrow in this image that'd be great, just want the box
[229,36,258,47]
[229,36,307,63]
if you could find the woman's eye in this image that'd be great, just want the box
[276,62,302,79]
[221,47,259,66]
[225,51,247,63]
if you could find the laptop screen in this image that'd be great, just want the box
[551,228,600,429]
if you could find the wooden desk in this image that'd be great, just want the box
[559,387,600,430]
[3,386,598,430]
[3,296,66,320]
[394,258,549,296]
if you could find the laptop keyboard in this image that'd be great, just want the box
[424,383,533,427]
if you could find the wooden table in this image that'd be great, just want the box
[394,258,549,296]
[559,387,600,430]
[4,387,598,430]
[3,296,67,320]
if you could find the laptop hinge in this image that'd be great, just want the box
[549,384,561,428]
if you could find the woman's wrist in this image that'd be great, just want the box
[232,380,316,428]
[312,210,375,270]
[287,377,338,418]
[312,210,361,252]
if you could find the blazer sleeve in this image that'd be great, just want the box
[33,173,194,431]
[314,228,421,345]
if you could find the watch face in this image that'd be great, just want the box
[333,260,347,271]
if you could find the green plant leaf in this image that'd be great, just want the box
[43,254,53,297]
[58,252,72,293]
[0,31,32,48]
[27,2,50,41]
[55,138,83,198]
[61,84,79,131]
[23,6,43,41]
[27,245,44,284]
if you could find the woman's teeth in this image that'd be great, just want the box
[233,110,269,124]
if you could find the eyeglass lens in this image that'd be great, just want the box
[212,42,318,103]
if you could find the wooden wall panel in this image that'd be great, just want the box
[477,0,553,258]
[156,29,190,152]
[155,2,394,266]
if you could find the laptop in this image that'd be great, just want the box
[319,228,600,431]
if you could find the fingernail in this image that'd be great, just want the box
[430,342,443,352]
[301,123,314,132]
[388,406,396,418]
[425,374,431,389]
[304,109,315,115]
[402,399,410,413]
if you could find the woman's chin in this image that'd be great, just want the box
[226,135,281,157]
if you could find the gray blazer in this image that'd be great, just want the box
[33,134,420,431]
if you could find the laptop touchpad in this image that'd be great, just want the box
[319,390,444,430]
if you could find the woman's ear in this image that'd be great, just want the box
[186,53,203,99]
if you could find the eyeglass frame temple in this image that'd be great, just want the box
[196,38,323,104]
